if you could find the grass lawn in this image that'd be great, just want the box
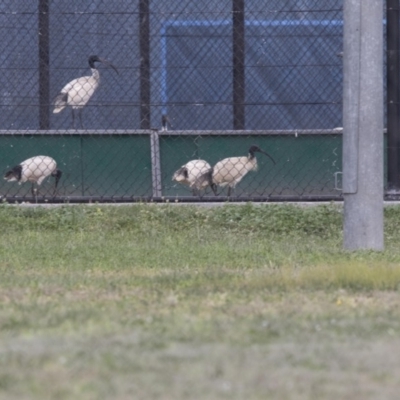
[1,203,400,399]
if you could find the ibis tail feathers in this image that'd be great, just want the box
[53,93,68,113]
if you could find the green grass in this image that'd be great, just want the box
[1,203,400,399]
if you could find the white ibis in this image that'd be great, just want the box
[53,55,118,129]
[209,145,275,196]
[4,156,62,197]
[172,159,215,195]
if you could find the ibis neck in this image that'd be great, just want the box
[91,68,100,81]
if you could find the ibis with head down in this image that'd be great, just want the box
[4,156,62,197]
[53,55,118,129]
[200,145,275,196]
[172,159,215,195]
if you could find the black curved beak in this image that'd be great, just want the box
[259,149,276,165]
[99,58,119,75]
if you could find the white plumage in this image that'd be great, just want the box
[172,159,214,195]
[53,55,118,129]
[210,145,275,196]
[54,74,99,112]
[4,156,62,197]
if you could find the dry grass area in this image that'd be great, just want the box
[0,203,400,399]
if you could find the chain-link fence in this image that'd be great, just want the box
[0,0,344,202]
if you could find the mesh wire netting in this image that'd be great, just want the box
[0,0,344,201]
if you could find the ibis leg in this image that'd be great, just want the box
[31,184,38,203]
[78,109,84,129]
[71,109,76,129]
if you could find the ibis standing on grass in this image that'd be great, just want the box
[172,159,216,195]
[203,145,276,196]
[53,55,119,129]
[4,156,62,197]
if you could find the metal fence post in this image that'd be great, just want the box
[38,0,50,130]
[150,131,162,197]
[232,0,245,130]
[139,0,151,129]
[343,0,384,250]
[387,0,400,192]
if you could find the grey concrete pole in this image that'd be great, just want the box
[343,0,384,250]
